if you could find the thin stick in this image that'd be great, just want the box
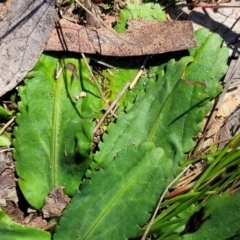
[54,62,62,79]
[81,53,117,118]
[205,57,240,133]
[0,117,15,135]
[81,53,105,102]
[94,56,150,132]
[175,11,184,21]
[0,148,14,153]
[141,165,192,240]
[75,0,100,24]
[89,57,116,69]
[94,82,131,133]
[130,56,149,89]
[75,0,136,45]
[58,7,78,23]
[199,4,240,8]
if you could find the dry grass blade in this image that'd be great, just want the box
[81,53,117,118]
[0,117,15,135]
[141,165,191,240]
[93,82,131,133]
[130,56,149,89]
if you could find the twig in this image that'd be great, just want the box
[204,57,240,133]
[94,82,131,133]
[141,165,192,240]
[58,8,78,23]
[175,11,184,21]
[130,56,149,89]
[75,0,100,25]
[94,56,150,132]
[0,116,15,135]
[75,0,136,45]
[199,4,240,9]
[89,57,116,69]
[81,53,104,101]
[54,62,62,79]
[0,148,14,153]
[81,53,117,118]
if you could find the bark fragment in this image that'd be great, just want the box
[45,19,198,56]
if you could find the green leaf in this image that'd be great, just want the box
[14,54,103,209]
[103,67,138,106]
[54,142,173,240]
[92,57,199,173]
[0,106,13,118]
[115,1,166,33]
[0,209,50,240]
[144,134,240,238]
[0,130,11,146]
[92,29,228,175]
[186,28,229,98]
[181,192,240,239]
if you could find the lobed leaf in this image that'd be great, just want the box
[103,67,138,106]
[14,54,103,209]
[0,209,50,240]
[92,29,228,175]
[92,57,200,174]
[115,1,166,33]
[54,29,228,239]
[186,28,229,98]
[54,142,173,240]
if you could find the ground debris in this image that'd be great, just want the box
[0,0,56,97]
[0,153,16,207]
[22,211,48,229]
[42,188,71,218]
[45,18,198,56]
[167,0,240,55]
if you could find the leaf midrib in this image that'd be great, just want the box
[83,150,151,239]
[147,65,184,142]
[51,78,61,188]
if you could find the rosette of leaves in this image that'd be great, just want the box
[54,29,229,239]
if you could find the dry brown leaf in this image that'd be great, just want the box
[42,188,71,218]
[45,19,198,56]
[0,0,56,97]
